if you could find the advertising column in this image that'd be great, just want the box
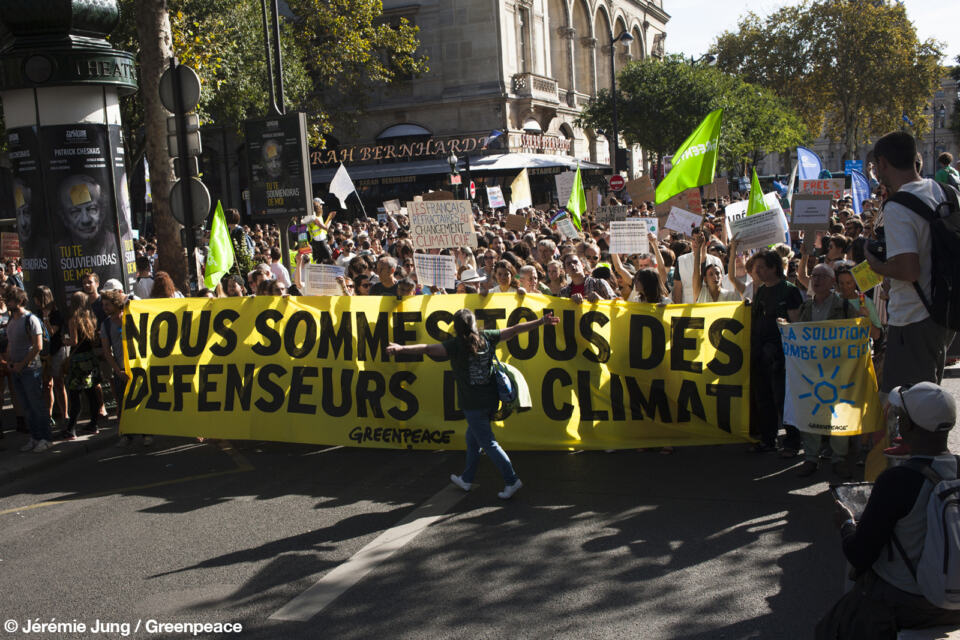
[7,127,54,293]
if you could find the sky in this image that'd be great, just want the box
[665,0,960,65]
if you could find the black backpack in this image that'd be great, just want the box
[886,181,960,330]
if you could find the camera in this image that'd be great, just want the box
[866,227,886,262]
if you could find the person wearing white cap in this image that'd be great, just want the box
[817,381,960,637]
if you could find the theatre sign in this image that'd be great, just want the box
[310,132,573,168]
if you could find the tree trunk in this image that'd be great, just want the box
[135,0,186,290]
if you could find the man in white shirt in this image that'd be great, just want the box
[336,239,357,267]
[131,256,154,299]
[268,247,291,289]
[866,131,953,392]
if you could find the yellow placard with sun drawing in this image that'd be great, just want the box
[781,318,882,436]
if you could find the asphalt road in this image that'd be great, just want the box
[2,372,959,640]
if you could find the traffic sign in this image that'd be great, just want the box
[169,177,211,225]
[469,181,476,199]
[159,64,201,113]
[609,175,625,191]
[450,174,462,185]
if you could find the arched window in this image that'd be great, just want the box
[594,8,612,93]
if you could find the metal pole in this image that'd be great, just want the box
[171,57,197,291]
[610,37,619,176]
[260,0,280,116]
[270,0,285,115]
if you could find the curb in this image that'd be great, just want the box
[0,426,120,485]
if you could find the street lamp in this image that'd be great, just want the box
[448,151,459,197]
[609,30,633,177]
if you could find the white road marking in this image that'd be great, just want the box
[269,485,466,621]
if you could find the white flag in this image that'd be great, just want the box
[509,169,532,214]
[329,163,357,209]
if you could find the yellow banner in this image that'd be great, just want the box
[120,294,752,450]
[781,318,882,436]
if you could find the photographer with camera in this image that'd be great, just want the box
[865,132,954,411]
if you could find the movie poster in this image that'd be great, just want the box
[108,124,138,291]
[245,112,312,219]
[7,126,54,296]
[40,124,125,297]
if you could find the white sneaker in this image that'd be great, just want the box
[32,439,51,453]
[143,436,154,447]
[498,479,523,500]
[19,439,36,452]
[450,474,474,492]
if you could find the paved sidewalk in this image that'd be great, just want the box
[0,416,119,484]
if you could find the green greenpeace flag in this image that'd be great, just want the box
[655,109,723,204]
[567,164,586,230]
[746,168,766,215]
[204,201,235,290]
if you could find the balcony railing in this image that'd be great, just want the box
[512,72,559,104]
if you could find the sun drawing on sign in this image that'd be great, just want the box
[798,364,856,417]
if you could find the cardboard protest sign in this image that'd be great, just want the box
[383,199,401,213]
[609,220,649,255]
[555,171,576,208]
[407,200,477,249]
[625,177,656,203]
[714,177,730,199]
[486,186,506,208]
[303,264,345,295]
[412,253,457,290]
[852,261,883,292]
[595,205,630,223]
[702,182,718,200]
[800,178,845,200]
[791,194,833,227]
[782,318,882,437]
[421,190,454,202]
[664,207,702,236]
[587,188,601,213]
[728,209,784,251]
[658,187,701,216]
[556,216,580,240]
[505,214,526,231]
[122,296,753,450]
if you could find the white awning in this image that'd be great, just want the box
[377,124,432,139]
[468,153,607,172]
[522,119,543,133]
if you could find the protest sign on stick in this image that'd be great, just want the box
[727,209,784,251]
[407,200,477,249]
[486,186,506,208]
[556,216,580,240]
[791,194,833,227]
[664,207,702,236]
[609,220,649,255]
[413,253,457,290]
[852,261,883,292]
[303,264,345,296]
[555,171,576,207]
[625,177,656,204]
[383,199,401,213]
[799,178,845,200]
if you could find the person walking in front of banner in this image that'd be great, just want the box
[131,256,154,299]
[32,285,65,430]
[866,132,957,457]
[793,263,863,478]
[385,309,560,499]
[5,287,51,452]
[751,249,803,455]
[816,382,960,638]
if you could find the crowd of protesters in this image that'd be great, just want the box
[3,137,958,477]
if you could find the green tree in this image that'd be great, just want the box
[576,56,806,175]
[950,55,960,138]
[712,0,943,161]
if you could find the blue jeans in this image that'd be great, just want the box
[461,409,517,485]
[12,366,50,442]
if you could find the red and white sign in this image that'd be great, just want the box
[469,181,476,199]
[609,175,625,191]
[450,174,462,185]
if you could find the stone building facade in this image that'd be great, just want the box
[312,0,669,200]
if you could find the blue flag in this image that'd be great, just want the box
[797,146,823,181]
[851,169,870,215]
[902,114,914,127]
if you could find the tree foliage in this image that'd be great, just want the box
[575,56,807,174]
[712,0,943,160]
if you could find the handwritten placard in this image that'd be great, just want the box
[664,207,703,235]
[625,177,655,203]
[800,178,845,200]
[556,216,580,240]
[303,264,345,296]
[406,200,477,249]
[383,199,401,213]
[791,194,833,227]
[728,209,784,251]
[555,171,576,208]
[609,219,649,255]
[852,261,883,292]
[595,205,630,223]
[486,186,506,208]
[412,253,457,290]
[658,187,702,216]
